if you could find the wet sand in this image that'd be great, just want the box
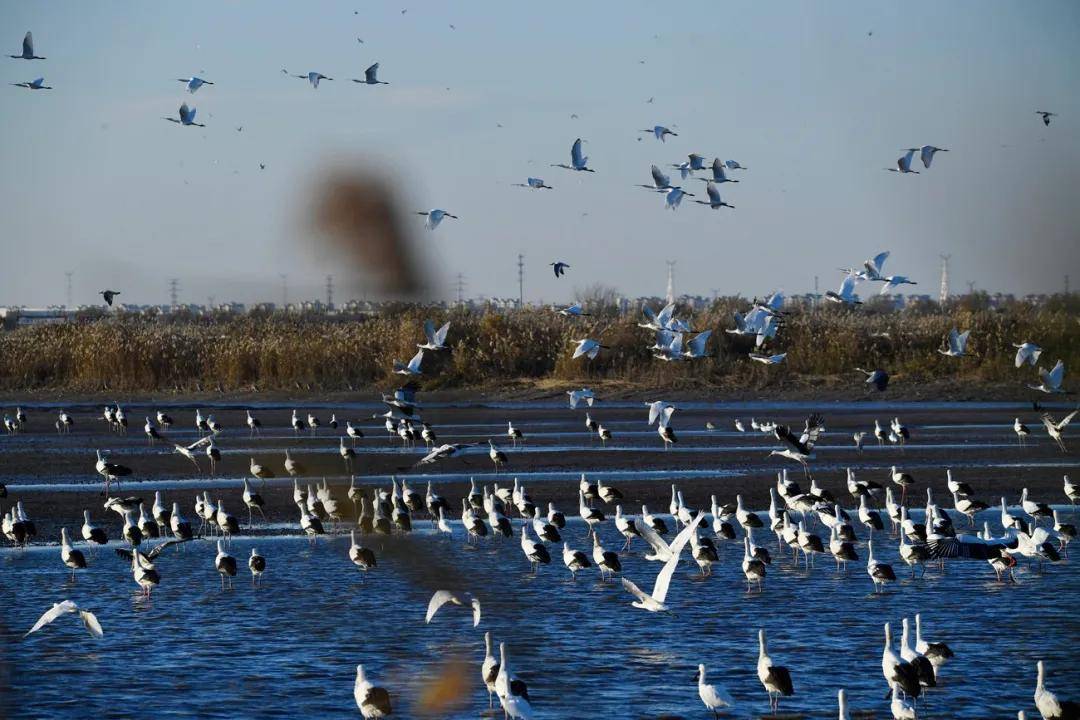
[3,397,1078,542]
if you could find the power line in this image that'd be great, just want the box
[168,278,180,307]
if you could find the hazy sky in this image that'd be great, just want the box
[2,1,1078,308]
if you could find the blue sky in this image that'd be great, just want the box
[2,1,1078,307]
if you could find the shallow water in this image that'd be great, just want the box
[2,514,1078,719]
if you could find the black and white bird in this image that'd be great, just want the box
[856,367,889,392]
[549,261,569,276]
[349,530,377,572]
[81,511,108,546]
[354,665,393,719]
[900,617,937,690]
[757,629,794,713]
[591,531,621,581]
[353,62,388,85]
[59,528,87,580]
[215,540,237,589]
[768,413,825,473]
[562,542,592,579]
[495,643,533,719]
[914,614,954,672]
[520,525,551,574]
[248,548,266,586]
[246,410,262,436]
[1036,110,1057,127]
[482,632,500,709]
[867,540,897,593]
[1041,410,1077,452]
[882,622,922,700]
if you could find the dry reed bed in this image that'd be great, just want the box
[1,299,1076,392]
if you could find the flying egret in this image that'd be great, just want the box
[425,590,481,626]
[1014,341,1043,368]
[920,145,948,168]
[11,32,45,60]
[557,303,589,317]
[636,164,674,191]
[11,77,51,90]
[513,177,552,189]
[572,338,607,359]
[418,320,451,350]
[887,149,920,174]
[24,601,102,639]
[550,261,569,277]
[683,330,712,359]
[620,513,705,612]
[880,276,917,294]
[664,186,693,209]
[1036,110,1056,127]
[393,348,425,375]
[291,71,332,88]
[1041,410,1077,453]
[551,138,594,172]
[164,103,204,127]
[416,209,458,229]
[749,352,787,364]
[825,274,862,305]
[640,125,677,141]
[699,158,740,184]
[567,388,594,408]
[178,76,213,93]
[861,251,890,280]
[352,63,387,85]
[1030,360,1066,394]
[693,181,734,209]
[856,367,889,391]
[938,328,970,357]
[724,159,748,170]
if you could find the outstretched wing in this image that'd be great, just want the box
[925,534,1012,559]
[145,536,196,560]
[620,576,651,603]
[434,322,451,345]
[186,435,213,452]
[636,521,672,559]
[425,589,458,623]
[470,598,481,627]
[799,413,826,448]
[773,424,803,453]
[25,601,77,637]
[653,512,705,602]
[1047,360,1065,388]
[23,32,33,57]
[570,138,584,166]
[79,610,104,638]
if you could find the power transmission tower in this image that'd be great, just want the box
[279,274,288,308]
[168,278,180,307]
[938,254,951,304]
[455,273,466,306]
[517,254,525,309]
[665,260,675,304]
[325,274,334,309]
[65,271,73,308]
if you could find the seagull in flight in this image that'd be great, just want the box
[99,290,121,306]
[178,76,213,94]
[694,182,734,210]
[417,209,458,229]
[552,138,595,172]
[353,63,387,85]
[640,125,677,142]
[289,71,332,88]
[11,32,45,60]
[550,262,569,277]
[11,77,51,90]
[24,600,102,639]
[887,149,920,174]
[1036,111,1056,127]
[513,177,552,190]
[920,145,948,168]
[164,103,204,127]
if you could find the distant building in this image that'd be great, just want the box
[0,306,77,329]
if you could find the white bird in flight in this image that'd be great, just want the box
[700,158,740,184]
[353,63,388,85]
[12,77,51,90]
[393,348,425,375]
[24,600,103,639]
[637,165,674,191]
[290,71,332,88]
[418,320,451,350]
[567,388,594,408]
[11,32,45,60]
[558,303,590,317]
[178,76,213,93]
[417,209,458,229]
[887,149,920,174]
[572,338,607,360]
[664,186,693,210]
[825,274,862,305]
[1014,342,1042,368]
[640,125,677,141]
[750,352,787,365]
[938,328,970,358]
[552,138,594,172]
[620,513,704,611]
[164,103,204,127]
[920,145,948,168]
[694,182,734,210]
[425,590,480,626]
[513,177,552,189]
[879,275,917,294]
[1029,360,1066,394]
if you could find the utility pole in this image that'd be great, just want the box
[455,273,466,307]
[65,271,73,308]
[279,273,288,308]
[665,260,675,304]
[517,253,524,309]
[325,274,334,309]
[938,254,951,305]
[168,278,180,307]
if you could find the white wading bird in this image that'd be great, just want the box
[12,77,51,90]
[352,62,388,85]
[178,76,213,93]
[416,209,458,230]
[1014,341,1042,368]
[825,274,862,305]
[665,186,693,210]
[620,513,705,611]
[920,145,948,168]
[1041,410,1078,453]
[24,600,102,639]
[938,328,970,357]
[699,158,740,184]
[513,177,552,189]
[425,590,481,626]
[289,70,332,88]
[1030,360,1066,394]
[887,149,920,174]
[418,320,451,350]
[164,103,204,127]
[551,138,595,172]
[11,32,46,60]
[572,338,607,360]
[694,182,734,209]
[636,164,674,191]
[879,275,917,294]
[640,125,677,141]
[393,348,425,375]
